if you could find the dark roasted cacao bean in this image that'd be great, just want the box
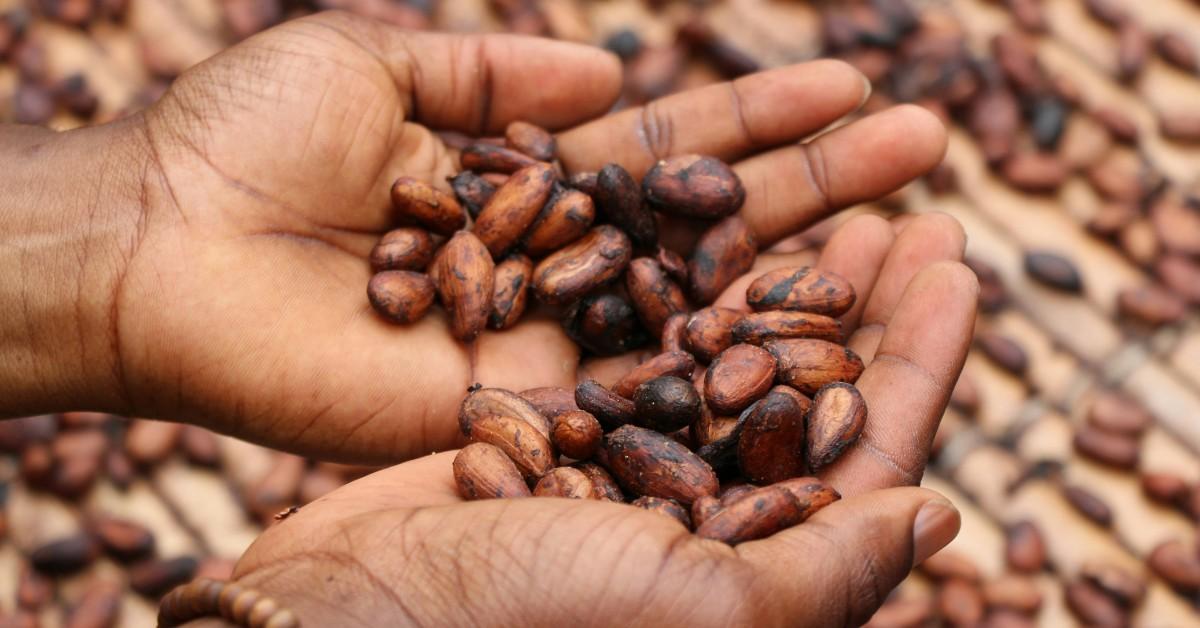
[1024,250,1083,292]
[92,517,155,562]
[1081,560,1146,607]
[1065,580,1128,627]
[575,380,636,432]
[633,376,702,433]
[128,556,198,597]
[30,534,99,575]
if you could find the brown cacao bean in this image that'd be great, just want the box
[474,162,556,257]
[1072,426,1139,469]
[594,163,657,249]
[983,574,1042,614]
[533,226,633,305]
[1140,471,1189,505]
[745,266,855,316]
[1087,392,1152,435]
[1151,197,1200,256]
[31,534,99,575]
[1023,250,1082,292]
[975,331,1028,376]
[180,426,220,468]
[489,254,533,330]
[460,387,553,441]
[459,413,554,480]
[690,495,721,530]
[642,154,745,219]
[737,389,806,484]
[368,271,435,325]
[865,594,935,628]
[731,311,843,345]
[564,292,648,356]
[1092,107,1139,144]
[1148,539,1200,593]
[688,215,756,305]
[968,88,1019,164]
[369,227,435,272]
[1065,580,1128,628]
[965,257,1007,313]
[534,467,595,499]
[655,247,688,286]
[460,143,539,174]
[505,120,556,161]
[1063,485,1112,526]
[1084,0,1125,26]
[695,477,838,545]
[631,496,692,528]
[765,339,865,395]
[575,380,636,431]
[625,258,688,337]
[1081,560,1146,606]
[92,517,155,562]
[807,382,867,470]
[523,187,595,257]
[449,171,497,219]
[568,171,599,196]
[1158,254,1200,304]
[660,313,688,354]
[938,578,984,628]
[1004,521,1046,573]
[518,387,578,420]
[454,442,532,500]
[719,483,756,506]
[1116,21,1148,82]
[390,177,466,236]
[434,231,494,341]
[1117,284,1186,326]
[704,344,777,415]
[633,376,701,433]
[64,580,121,628]
[685,306,743,363]
[129,556,198,597]
[602,425,718,505]
[1002,152,1068,193]
[574,462,624,501]
[551,410,602,460]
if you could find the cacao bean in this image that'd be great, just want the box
[91,516,155,562]
[474,162,556,257]
[719,483,756,506]
[1004,521,1046,573]
[460,387,553,441]
[1151,197,1200,256]
[745,266,855,316]
[568,171,599,196]
[807,382,867,471]
[368,271,435,325]
[704,344,776,415]
[602,425,718,505]
[390,177,466,236]
[1072,426,1139,469]
[625,257,688,337]
[975,331,1028,376]
[631,496,691,528]
[369,228,435,272]
[1063,485,1112,526]
[1023,250,1082,292]
[448,171,497,219]
[641,154,745,219]
[938,578,984,628]
[1087,392,1152,435]
[505,120,556,161]
[1147,539,1200,593]
[434,231,494,341]
[968,88,1019,164]
[632,376,701,433]
[1002,152,1068,193]
[1140,471,1189,505]
[693,403,746,472]
[688,215,756,305]
[1116,21,1148,82]
[534,467,595,499]
[1081,560,1146,606]
[1117,284,1186,326]
[695,477,838,545]
[31,534,99,575]
[460,143,539,174]
[489,254,533,330]
[125,420,182,466]
[522,187,595,257]
[180,426,220,468]
[765,339,865,395]
[459,412,554,480]
[965,257,1007,313]
[655,247,688,286]
[982,574,1042,614]
[685,306,743,363]
[129,556,198,597]
[690,495,721,529]
[575,380,636,431]
[1087,202,1138,238]
[920,550,981,582]
[737,389,806,484]
[518,387,578,420]
[574,462,624,501]
[533,226,633,305]
[551,410,602,460]
[595,163,657,249]
[64,580,121,628]
[1092,107,1139,144]
[660,313,688,354]
[865,595,935,628]
[731,311,842,345]
[564,292,648,356]
[1065,580,1128,628]
[453,442,532,500]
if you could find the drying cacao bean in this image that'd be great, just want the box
[533,226,633,305]
[1087,392,1152,435]
[369,227,435,272]
[454,442,532,500]
[686,306,743,363]
[631,496,691,527]
[641,154,745,219]
[690,495,721,529]
[1024,250,1083,292]
[574,462,624,502]
[736,389,806,484]
[489,254,533,330]
[938,579,985,628]
[704,344,776,415]
[660,313,688,353]
[460,143,539,173]
[367,271,435,325]
[765,339,865,395]
[434,231,494,341]
[595,163,657,249]
[694,477,838,545]
[633,376,701,433]
[602,425,718,505]
[564,292,648,356]
[625,257,688,337]
[534,467,595,499]
[1063,485,1112,526]
[390,177,465,236]
[807,382,867,470]
[745,266,855,316]
[688,215,756,304]
[449,171,497,219]
[473,162,556,257]
[505,120,556,161]
[519,387,578,420]
[575,380,636,431]
[523,187,595,257]
[731,311,843,345]
[551,410,602,460]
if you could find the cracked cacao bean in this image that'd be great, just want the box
[641,154,745,219]
[731,311,842,345]
[523,187,595,257]
[612,351,696,398]
[737,389,806,484]
[453,442,531,500]
[551,410,602,460]
[625,257,688,337]
[595,163,657,249]
[390,177,466,236]
[765,339,865,395]
[534,467,595,499]
[688,215,756,305]
[505,120,556,161]
[695,477,838,545]
[807,382,867,471]
[519,387,578,420]
[489,254,533,330]
[533,226,633,305]
[574,462,624,501]
[633,376,701,433]
[368,271,435,325]
[434,231,494,341]
[602,425,717,505]
[448,171,497,219]
[704,344,776,415]
[686,307,743,363]
[575,380,636,431]
[474,162,556,257]
[369,227,435,272]
[745,266,856,316]
[460,387,552,441]
[631,496,691,528]
[460,143,539,174]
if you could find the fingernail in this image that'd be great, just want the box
[912,498,960,565]
[858,74,873,107]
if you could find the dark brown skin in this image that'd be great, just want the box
[689,215,757,304]
[745,266,856,316]
[765,339,865,395]
[453,442,532,500]
[532,225,633,305]
[473,162,556,257]
[489,254,533,330]
[686,307,744,363]
[595,163,657,249]
[0,14,975,625]
[523,187,595,257]
[369,227,436,272]
[612,351,696,398]
[460,143,539,173]
[434,231,495,341]
[732,311,843,345]
[448,170,498,220]
[625,257,688,337]
[505,121,557,161]
[367,271,436,325]
[390,176,467,236]
[642,154,746,219]
[603,425,718,506]
[737,390,806,484]
[705,344,777,415]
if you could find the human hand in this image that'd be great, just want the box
[0,12,952,465]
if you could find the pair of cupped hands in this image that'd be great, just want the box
[13,12,980,627]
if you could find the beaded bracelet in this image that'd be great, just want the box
[157,577,300,628]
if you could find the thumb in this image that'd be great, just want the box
[736,487,960,628]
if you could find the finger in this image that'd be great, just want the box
[815,214,896,333]
[823,262,978,495]
[736,487,960,627]
[736,105,947,245]
[847,213,966,362]
[557,60,869,177]
[324,13,623,134]
[317,451,465,513]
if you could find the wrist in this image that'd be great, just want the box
[0,117,153,416]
